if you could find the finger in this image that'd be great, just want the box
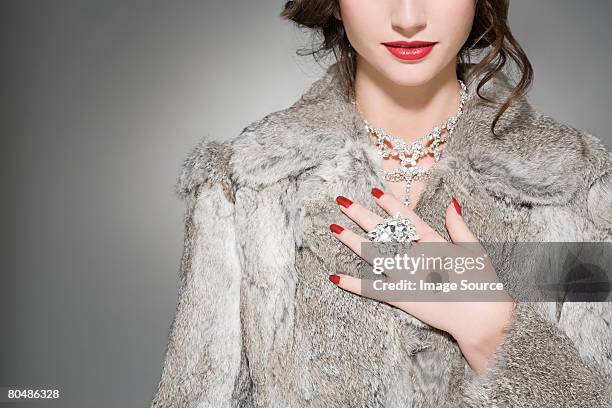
[328,273,392,303]
[335,195,385,233]
[371,187,444,242]
[329,223,385,264]
[329,273,366,296]
[329,274,448,329]
[445,197,488,256]
[445,197,478,243]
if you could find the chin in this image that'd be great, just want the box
[379,63,440,88]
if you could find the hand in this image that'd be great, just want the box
[329,188,516,375]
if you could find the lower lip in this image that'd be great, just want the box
[384,44,436,61]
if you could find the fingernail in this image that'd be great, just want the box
[330,223,344,234]
[329,274,341,285]
[452,196,462,215]
[336,195,353,208]
[371,187,384,198]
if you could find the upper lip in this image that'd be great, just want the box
[382,40,437,48]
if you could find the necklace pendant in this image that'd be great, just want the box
[403,179,413,207]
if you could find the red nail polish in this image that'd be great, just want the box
[371,187,384,198]
[452,196,462,215]
[329,274,341,285]
[330,223,344,234]
[336,195,353,208]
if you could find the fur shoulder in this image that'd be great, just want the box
[175,136,235,202]
[451,66,612,205]
[174,65,355,194]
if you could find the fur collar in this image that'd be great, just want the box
[178,62,611,207]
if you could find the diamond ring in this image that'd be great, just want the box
[367,212,419,244]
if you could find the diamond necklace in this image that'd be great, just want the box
[350,80,469,207]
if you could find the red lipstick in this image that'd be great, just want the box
[382,40,437,61]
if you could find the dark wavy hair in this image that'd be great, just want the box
[280,0,533,137]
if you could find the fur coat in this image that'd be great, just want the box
[150,62,612,407]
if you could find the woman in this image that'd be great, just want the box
[151,0,612,406]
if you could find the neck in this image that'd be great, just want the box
[353,57,462,143]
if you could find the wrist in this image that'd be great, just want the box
[456,301,516,374]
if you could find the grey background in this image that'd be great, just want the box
[0,1,610,407]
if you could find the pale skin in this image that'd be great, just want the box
[330,0,517,375]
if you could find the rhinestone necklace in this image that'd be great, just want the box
[351,80,469,207]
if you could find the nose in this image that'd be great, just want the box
[390,0,427,35]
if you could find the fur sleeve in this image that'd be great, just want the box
[457,164,612,406]
[456,301,612,407]
[150,139,248,407]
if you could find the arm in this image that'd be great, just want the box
[458,170,612,407]
[150,140,248,407]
